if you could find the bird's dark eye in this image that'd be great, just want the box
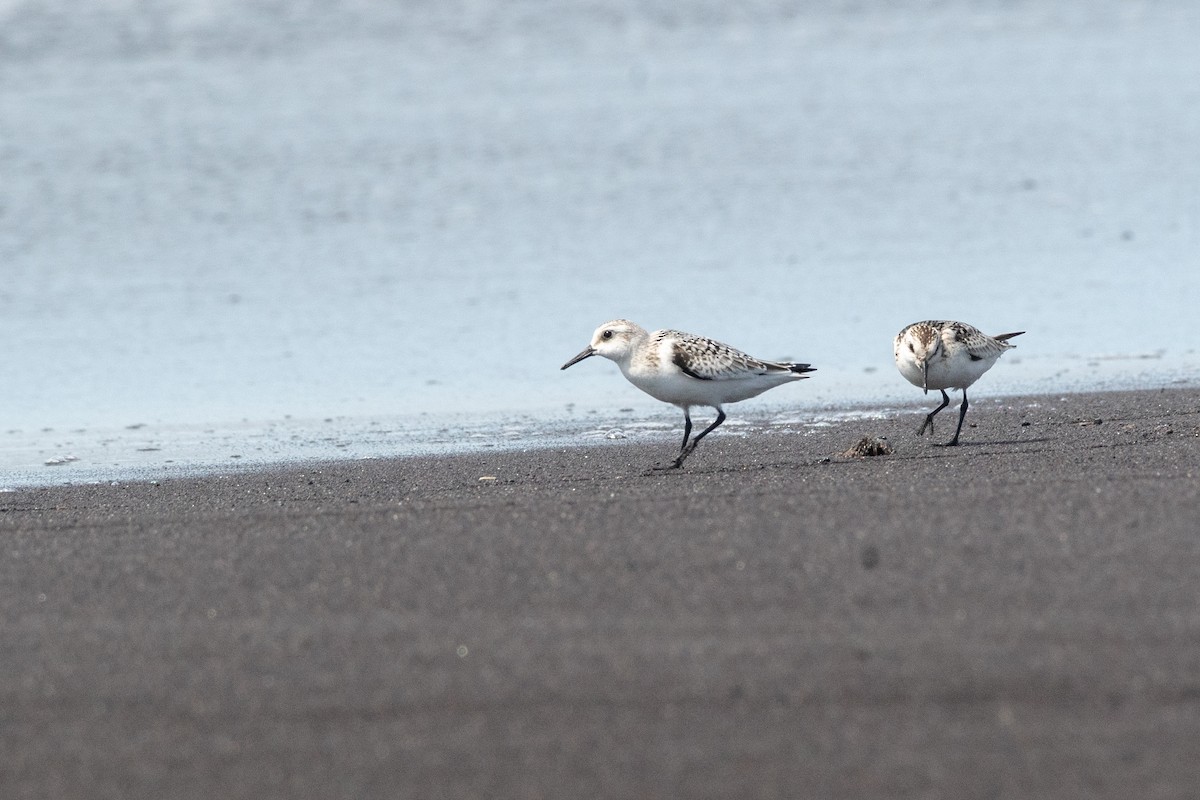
[908,343,915,352]
[602,330,614,340]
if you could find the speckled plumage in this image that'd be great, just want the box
[894,319,1024,446]
[655,329,794,382]
[562,320,815,469]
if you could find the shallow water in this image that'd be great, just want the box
[2,0,1198,486]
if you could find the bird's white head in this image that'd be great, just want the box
[561,319,647,370]
[896,322,942,392]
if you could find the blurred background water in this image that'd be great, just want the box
[2,0,1198,485]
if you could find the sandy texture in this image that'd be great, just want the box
[3,388,1200,799]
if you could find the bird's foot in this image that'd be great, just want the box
[649,454,688,472]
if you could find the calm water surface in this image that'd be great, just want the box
[2,1,1197,486]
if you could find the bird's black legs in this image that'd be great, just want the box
[945,390,969,447]
[686,408,727,454]
[918,389,952,437]
[920,389,969,447]
[678,411,693,455]
[917,389,971,446]
[655,408,727,470]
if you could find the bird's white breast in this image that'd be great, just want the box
[924,345,999,390]
[895,349,927,390]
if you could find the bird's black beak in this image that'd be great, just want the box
[922,360,929,394]
[561,346,595,370]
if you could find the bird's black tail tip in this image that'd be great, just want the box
[789,363,816,375]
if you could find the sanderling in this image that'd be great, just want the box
[894,320,1024,446]
[561,319,815,469]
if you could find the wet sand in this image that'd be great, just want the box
[3,387,1199,799]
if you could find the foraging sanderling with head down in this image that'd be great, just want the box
[894,319,1024,446]
[561,319,815,469]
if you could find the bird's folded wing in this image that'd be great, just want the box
[669,332,782,380]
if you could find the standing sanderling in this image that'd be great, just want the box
[561,319,815,469]
[894,320,1024,446]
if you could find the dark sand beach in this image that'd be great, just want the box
[3,387,1199,799]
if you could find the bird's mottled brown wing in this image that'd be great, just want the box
[661,330,791,381]
[946,322,1022,359]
